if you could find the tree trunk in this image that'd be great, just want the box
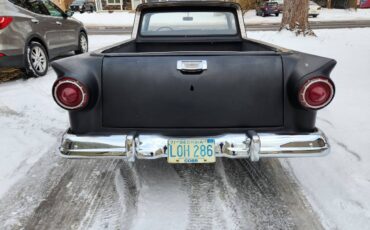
[279,0,314,36]
[327,0,332,9]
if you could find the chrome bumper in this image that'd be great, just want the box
[59,130,330,162]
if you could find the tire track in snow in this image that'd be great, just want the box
[221,158,323,230]
[22,159,121,230]
[213,160,253,230]
[174,164,218,230]
[0,155,323,230]
[114,162,139,230]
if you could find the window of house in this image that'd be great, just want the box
[107,0,121,5]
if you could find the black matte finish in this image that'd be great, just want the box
[51,2,337,136]
[102,54,283,128]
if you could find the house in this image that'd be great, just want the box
[95,0,143,11]
[53,0,74,11]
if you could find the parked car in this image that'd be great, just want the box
[269,0,284,13]
[52,1,336,164]
[0,0,88,77]
[256,1,280,17]
[309,1,321,18]
[70,0,95,13]
[359,0,370,8]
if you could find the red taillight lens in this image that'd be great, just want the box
[53,77,89,110]
[0,17,13,30]
[299,77,335,109]
[0,53,6,57]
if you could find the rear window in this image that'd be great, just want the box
[140,11,237,36]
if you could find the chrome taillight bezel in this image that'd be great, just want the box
[299,77,335,110]
[53,77,89,110]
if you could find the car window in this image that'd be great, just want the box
[8,0,22,6]
[41,0,64,17]
[28,0,50,14]
[9,0,49,15]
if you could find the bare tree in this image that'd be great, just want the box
[279,0,315,36]
[237,0,257,16]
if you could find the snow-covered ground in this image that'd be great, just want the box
[73,11,135,27]
[73,8,370,27]
[248,29,370,230]
[0,35,128,198]
[245,8,370,24]
[0,29,370,229]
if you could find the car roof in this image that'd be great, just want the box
[136,1,241,11]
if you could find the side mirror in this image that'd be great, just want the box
[65,10,74,17]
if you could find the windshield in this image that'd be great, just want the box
[140,11,237,36]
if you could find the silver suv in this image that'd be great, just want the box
[0,0,88,77]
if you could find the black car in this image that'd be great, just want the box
[70,0,95,13]
[256,1,280,17]
[52,2,336,164]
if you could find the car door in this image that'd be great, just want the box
[13,0,57,54]
[40,0,78,54]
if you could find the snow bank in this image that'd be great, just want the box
[73,12,135,27]
[73,9,370,27]
[244,8,370,24]
[248,28,370,230]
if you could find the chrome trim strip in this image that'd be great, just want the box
[131,9,141,39]
[236,4,247,39]
[58,130,330,161]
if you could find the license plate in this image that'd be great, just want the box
[167,139,215,164]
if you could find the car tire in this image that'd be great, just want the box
[262,12,266,17]
[275,13,279,16]
[313,15,318,18]
[75,32,88,55]
[24,41,49,78]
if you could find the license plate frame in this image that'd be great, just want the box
[167,138,216,164]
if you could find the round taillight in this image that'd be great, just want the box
[53,78,88,110]
[299,77,334,109]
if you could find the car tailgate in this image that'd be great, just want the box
[102,54,283,128]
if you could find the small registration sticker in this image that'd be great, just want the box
[167,139,216,164]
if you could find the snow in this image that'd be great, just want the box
[244,8,370,24]
[73,11,135,27]
[73,8,370,27]
[248,28,370,230]
[0,35,128,198]
[1,28,370,229]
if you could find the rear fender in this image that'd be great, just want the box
[282,52,337,131]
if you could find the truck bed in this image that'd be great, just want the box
[102,39,278,53]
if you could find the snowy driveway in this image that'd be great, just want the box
[0,30,370,230]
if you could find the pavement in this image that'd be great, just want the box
[86,20,370,34]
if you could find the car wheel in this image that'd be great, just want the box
[275,13,279,16]
[262,12,266,17]
[313,15,318,18]
[25,41,48,78]
[75,32,88,55]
